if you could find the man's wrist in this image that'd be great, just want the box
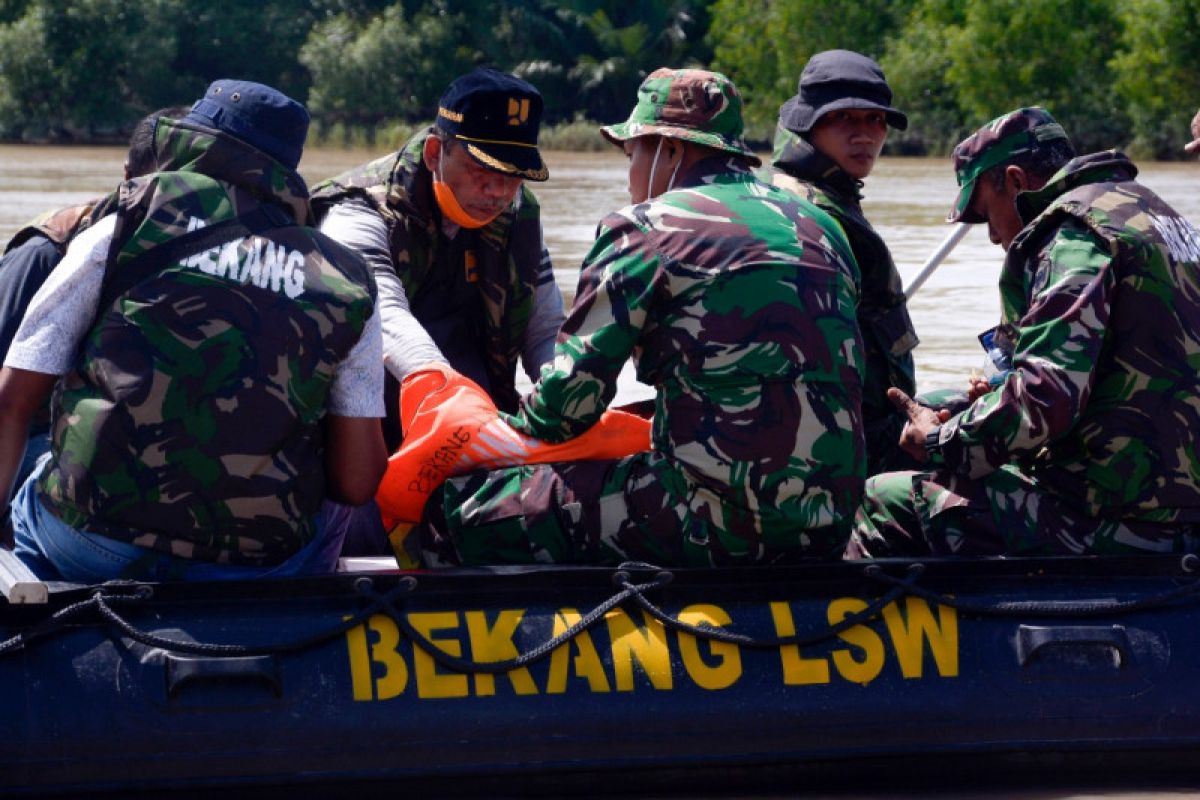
[923,424,945,467]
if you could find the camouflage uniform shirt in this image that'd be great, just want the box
[930,151,1200,524]
[771,126,919,474]
[501,156,866,559]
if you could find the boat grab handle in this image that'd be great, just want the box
[165,653,282,698]
[1016,624,1129,668]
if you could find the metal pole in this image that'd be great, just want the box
[903,223,971,299]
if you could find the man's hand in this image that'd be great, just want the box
[375,362,651,528]
[1186,109,1200,155]
[966,372,992,402]
[890,387,951,463]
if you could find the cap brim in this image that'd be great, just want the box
[947,178,985,224]
[459,140,548,182]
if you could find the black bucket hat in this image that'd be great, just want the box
[778,49,907,134]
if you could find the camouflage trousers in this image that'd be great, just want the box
[411,451,849,568]
[847,464,1200,558]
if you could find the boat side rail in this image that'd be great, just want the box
[863,553,1200,617]
[5,556,1200,674]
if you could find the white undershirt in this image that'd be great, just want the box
[4,214,384,418]
[319,197,565,381]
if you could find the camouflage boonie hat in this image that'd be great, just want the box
[601,68,761,166]
[948,106,1070,223]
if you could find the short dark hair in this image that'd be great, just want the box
[984,138,1076,192]
[126,106,190,178]
[430,125,459,152]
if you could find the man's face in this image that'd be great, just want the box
[969,167,1026,251]
[426,137,523,220]
[809,108,888,180]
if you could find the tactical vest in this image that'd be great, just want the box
[311,128,540,413]
[3,198,112,255]
[1008,154,1200,521]
[38,119,376,566]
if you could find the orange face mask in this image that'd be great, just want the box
[432,151,502,229]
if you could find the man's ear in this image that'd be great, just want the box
[422,135,442,172]
[665,138,686,167]
[1004,164,1029,195]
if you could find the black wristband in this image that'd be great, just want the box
[923,424,944,466]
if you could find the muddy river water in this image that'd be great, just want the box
[3,145,1195,400]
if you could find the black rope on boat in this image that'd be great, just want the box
[0,584,151,655]
[610,563,918,650]
[861,555,1200,618]
[0,578,420,657]
[580,558,1200,656]
[376,568,674,675]
[405,555,1200,669]
[386,562,920,672]
[8,554,1200,667]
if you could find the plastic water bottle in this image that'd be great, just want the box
[978,327,1014,387]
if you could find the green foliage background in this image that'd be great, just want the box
[0,0,1196,157]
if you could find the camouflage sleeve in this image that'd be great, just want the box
[505,211,659,442]
[934,219,1114,477]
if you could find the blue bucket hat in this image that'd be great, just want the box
[183,79,310,170]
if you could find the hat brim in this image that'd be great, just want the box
[600,122,762,167]
[779,95,908,133]
[458,139,548,182]
[947,178,985,224]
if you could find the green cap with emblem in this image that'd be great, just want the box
[601,68,761,166]
[948,106,1070,223]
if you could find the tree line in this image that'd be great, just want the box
[0,0,1196,158]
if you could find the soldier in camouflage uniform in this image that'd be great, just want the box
[312,68,564,452]
[849,107,1200,558]
[0,80,386,582]
[772,50,920,475]
[0,107,186,507]
[412,68,866,568]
